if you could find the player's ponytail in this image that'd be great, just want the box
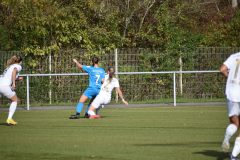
[7,55,22,67]
[108,67,115,82]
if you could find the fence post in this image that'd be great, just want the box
[114,48,118,75]
[26,75,30,110]
[49,53,52,105]
[173,72,177,107]
[114,48,119,102]
[178,56,183,95]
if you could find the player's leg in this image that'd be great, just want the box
[88,105,101,119]
[222,116,239,151]
[77,95,88,113]
[222,100,239,152]
[69,94,88,119]
[85,88,100,117]
[96,97,110,116]
[96,104,104,115]
[88,105,97,116]
[0,86,18,125]
[231,136,240,160]
[7,94,18,125]
[70,87,97,119]
[84,88,101,118]
[88,96,110,118]
[231,108,240,159]
[87,95,103,119]
[84,97,95,118]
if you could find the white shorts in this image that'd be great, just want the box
[0,86,16,99]
[227,99,240,117]
[91,94,111,109]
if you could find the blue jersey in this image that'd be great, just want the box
[82,65,105,89]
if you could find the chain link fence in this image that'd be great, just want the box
[0,47,238,107]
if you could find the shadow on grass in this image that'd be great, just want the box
[0,123,17,126]
[135,141,220,147]
[0,123,9,126]
[67,116,107,119]
[194,150,229,160]
[0,151,121,160]
[135,142,230,160]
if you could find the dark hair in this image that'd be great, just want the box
[92,56,99,66]
[108,67,115,82]
[7,55,22,67]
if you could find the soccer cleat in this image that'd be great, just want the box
[84,113,89,118]
[69,114,80,119]
[222,140,230,152]
[89,115,101,119]
[6,118,17,125]
[231,155,239,160]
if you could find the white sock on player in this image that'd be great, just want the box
[88,110,96,116]
[8,102,17,119]
[232,137,240,157]
[224,124,238,142]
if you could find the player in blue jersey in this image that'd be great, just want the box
[69,57,105,119]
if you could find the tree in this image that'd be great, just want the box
[0,0,123,54]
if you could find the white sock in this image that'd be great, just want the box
[232,137,240,157]
[88,110,96,116]
[8,102,17,119]
[224,124,238,142]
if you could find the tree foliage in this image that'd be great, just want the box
[0,0,239,55]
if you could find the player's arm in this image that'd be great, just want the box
[11,68,18,90]
[116,87,128,105]
[73,59,83,71]
[220,64,229,77]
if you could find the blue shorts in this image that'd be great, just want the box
[83,87,100,99]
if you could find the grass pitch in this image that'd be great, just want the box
[0,106,231,160]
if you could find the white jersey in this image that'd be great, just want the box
[224,52,240,102]
[99,75,120,97]
[0,64,22,86]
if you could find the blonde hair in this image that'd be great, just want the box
[7,55,22,67]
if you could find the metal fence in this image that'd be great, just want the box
[1,47,239,73]
[11,70,223,110]
[0,47,237,108]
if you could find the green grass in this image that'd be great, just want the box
[0,106,232,160]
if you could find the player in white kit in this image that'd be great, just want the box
[220,52,240,160]
[0,55,23,125]
[87,67,128,119]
